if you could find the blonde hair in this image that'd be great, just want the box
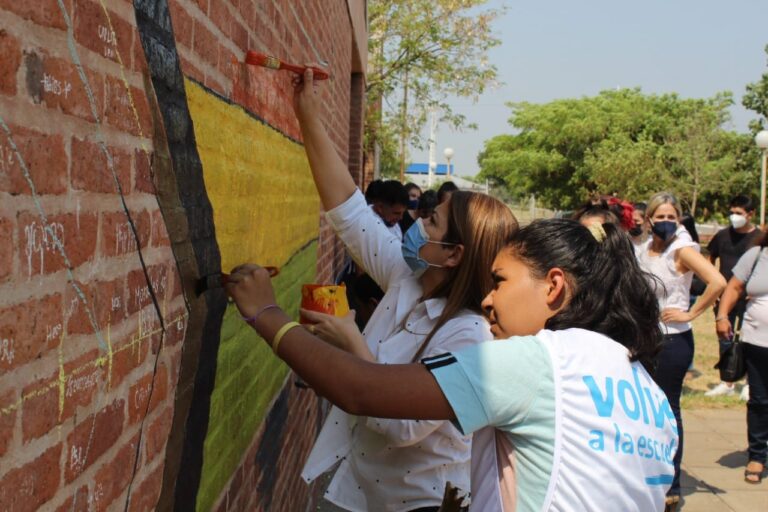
[411,191,518,361]
[646,192,682,220]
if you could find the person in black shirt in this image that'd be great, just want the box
[398,182,422,236]
[707,195,763,396]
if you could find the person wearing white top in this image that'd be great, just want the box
[636,192,726,510]
[225,218,677,511]
[285,69,517,511]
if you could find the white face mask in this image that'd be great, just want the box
[729,214,748,229]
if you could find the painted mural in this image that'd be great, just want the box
[183,78,319,510]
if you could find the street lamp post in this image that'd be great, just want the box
[443,147,454,177]
[428,160,436,188]
[756,130,768,228]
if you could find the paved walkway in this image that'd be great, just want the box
[681,408,767,511]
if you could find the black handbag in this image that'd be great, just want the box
[714,249,762,382]
[714,320,746,382]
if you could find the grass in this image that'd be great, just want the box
[681,312,747,410]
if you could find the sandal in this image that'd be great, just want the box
[664,495,680,512]
[744,462,764,484]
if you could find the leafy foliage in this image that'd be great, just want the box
[366,0,503,171]
[743,44,768,132]
[478,89,761,216]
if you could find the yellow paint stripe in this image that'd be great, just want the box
[184,79,320,271]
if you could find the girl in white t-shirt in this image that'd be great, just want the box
[227,218,678,511]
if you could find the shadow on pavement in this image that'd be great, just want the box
[680,469,726,496]
[717,450,749,469]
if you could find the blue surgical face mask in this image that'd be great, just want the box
[401,218,455,277]
[408,198,420,210]
[651,220,677,242]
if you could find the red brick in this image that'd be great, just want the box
[0,293,62,372]
[193,21,218,69]
[0,444,61,512]
[24,51,103,123]
[100,209,150,258]
[65,399,124,482]
[103,76,151,137]
[230,19,249,52]
[218,44,238,83]
[127,263,169,315]
[178,53,205,83]
[0,125,67,195]
[110,334,150,388]
[0,390,16,456]
[17,211,98,276]
[134,149,155,194]
[150,209,170,247]
[21,349,103,441]
[144,405,172,463]
[21,375,58,442]
[90,434,139,511]
[209,1,232,37]
[62,349,103,419]
[0,29,21,96]
[65,275,127,335]
[54,486,89,512]
[165,309,187,347]
[195,0,209,15]
[127,461,164,512]
[0,216,12,282]
[0,0,69,29]
[71,137,131,194]
[168,0,193,50]
[73,0,133,65]
[128,364,167,424]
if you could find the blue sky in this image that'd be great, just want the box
[411,0,768,177]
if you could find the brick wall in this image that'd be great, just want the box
[0,0,367,511]
[0,1,187,510]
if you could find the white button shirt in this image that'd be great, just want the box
[302,190,492,511]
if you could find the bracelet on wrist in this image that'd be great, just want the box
[242,304,279,324]
[272,321,301,353]
[715,316,728,322]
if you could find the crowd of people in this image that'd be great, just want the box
[223,69,766,511]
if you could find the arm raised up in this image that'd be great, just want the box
[293,69,356,210]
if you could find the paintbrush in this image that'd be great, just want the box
[195,266,280,296]
[239,51,330,80]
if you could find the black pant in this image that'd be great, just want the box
[654,330,694,496]
[744,343,768,465]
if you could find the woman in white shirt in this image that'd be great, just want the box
[636,192,726,510]
[716,240,768,484]
[226,218,677,511]
[289,70,517,511]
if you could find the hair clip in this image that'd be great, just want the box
[587,222,606,243]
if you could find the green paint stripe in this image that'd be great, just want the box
[196,240,318,511]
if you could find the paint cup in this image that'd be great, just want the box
[300,284,349,323]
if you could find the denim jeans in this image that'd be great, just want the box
[744,343,768,465]
[654,330,695,497]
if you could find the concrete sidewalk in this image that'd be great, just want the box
[680,408,768,511]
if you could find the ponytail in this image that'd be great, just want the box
[507,219,662,371]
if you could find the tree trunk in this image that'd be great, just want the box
[399,65,410,182]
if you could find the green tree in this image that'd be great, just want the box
[367,0,503,180]
[478,89,757,216]
[743,44,768,131]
